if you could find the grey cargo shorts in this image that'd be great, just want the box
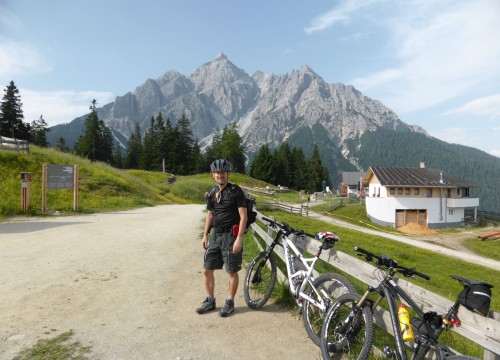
[204,230,243,273]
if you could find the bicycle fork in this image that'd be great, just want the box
[251,238,279,284]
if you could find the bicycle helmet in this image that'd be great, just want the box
[316,231,340,250]
[210,159,232,172]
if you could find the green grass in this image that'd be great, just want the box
[312,201,500,260]
[256,208,499,309]
[251,208,499,358]
[464,236,500,261]
[0,147,258,219]
[13,330,90,360]
[3,147,498,359]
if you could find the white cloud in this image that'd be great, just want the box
[0,39,52,80]
[304,0,384,34]
[21,89,114,126]
[350,0,500,113]
[430,126,500,158]
[338,31,369,43]
[444,94,500,117]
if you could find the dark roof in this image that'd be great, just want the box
[365,167,477,188]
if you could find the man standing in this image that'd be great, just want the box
[196,159,248,317]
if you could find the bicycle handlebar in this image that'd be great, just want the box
[354,246,430,280]
[261,216,315,238]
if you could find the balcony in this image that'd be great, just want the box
[447,197,479,208]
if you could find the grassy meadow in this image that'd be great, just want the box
[2,146,498,358]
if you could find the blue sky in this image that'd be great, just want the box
[1,0,499,157]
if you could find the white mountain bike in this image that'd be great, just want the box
[243,216,355,346]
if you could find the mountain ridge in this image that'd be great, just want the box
[46,54,500,211]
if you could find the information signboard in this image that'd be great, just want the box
[47,164,74,189]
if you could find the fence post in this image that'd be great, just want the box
[484,311,500,360]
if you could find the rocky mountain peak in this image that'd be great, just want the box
[51,54,428,158]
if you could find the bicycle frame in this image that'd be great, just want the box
[358,270,453,360]
[365,272,424,360]
[264,227,330,311]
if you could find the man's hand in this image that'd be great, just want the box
[202,235,209,250]
[233,236,243,254]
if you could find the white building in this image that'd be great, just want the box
[362,163,479,229]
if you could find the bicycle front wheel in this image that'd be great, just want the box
[243,251,277,309]
[303,273,356,346]
[321,292,374,360]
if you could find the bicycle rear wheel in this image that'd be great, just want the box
[302,273,356,346]
[243,251,277,309]
[321,292,374,360]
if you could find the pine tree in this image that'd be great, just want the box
[290,147,307,190]
[54,137,70,152]
[112,140,123,169]
[221,122,246,173]
[100,120,114,164]
[0,81,29,139]
[163,117,177,173]
[203,127,222,170]
[30,115,50,147]
[272,143,292,187]
[250,144,274,183]
[191,140,204,174]
[125,122,142,169]
[74,99,113,162]
[306,145,330,192]
[142,116,158,170]
[174,114,194,175]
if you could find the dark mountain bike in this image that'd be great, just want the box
[320,246,492,360]
[243,216,356,346]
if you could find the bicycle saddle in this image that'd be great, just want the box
[451,275,493,288]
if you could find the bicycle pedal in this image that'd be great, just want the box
[383,345,395,358]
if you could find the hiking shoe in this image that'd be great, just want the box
[219,299,234,317]
[196,297,216,314]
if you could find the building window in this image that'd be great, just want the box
[426,189,432,197]
[414,189,420,196]
[390,188,395,195]
[449,209,454,215]
[398,188,403,195]
[462,188,470,197]
[405,188,410,195]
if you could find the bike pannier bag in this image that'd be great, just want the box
[457,284,493,316]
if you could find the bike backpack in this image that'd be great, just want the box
[207,183,257,230]
[457,283,493,317]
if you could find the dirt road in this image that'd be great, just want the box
[0,205,321,360]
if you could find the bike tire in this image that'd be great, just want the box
[243,251,277,309]
[321,292,374,360]
[302,273,356,346]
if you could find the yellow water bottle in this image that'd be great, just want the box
[398,304,414,342]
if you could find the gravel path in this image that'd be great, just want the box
[0,205,321,360]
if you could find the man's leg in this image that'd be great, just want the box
[219,271,238,317]
[204,268,215,297]
[196,268,217,314]
[227,271,238,299]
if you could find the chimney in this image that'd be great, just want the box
[420,162,426,168]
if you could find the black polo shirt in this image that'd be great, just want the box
[207,183,246,229]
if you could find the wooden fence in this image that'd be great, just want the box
[0,136,29,153]
[479,210,500,221]
[258,201,310,216]
[249,211,500,359]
